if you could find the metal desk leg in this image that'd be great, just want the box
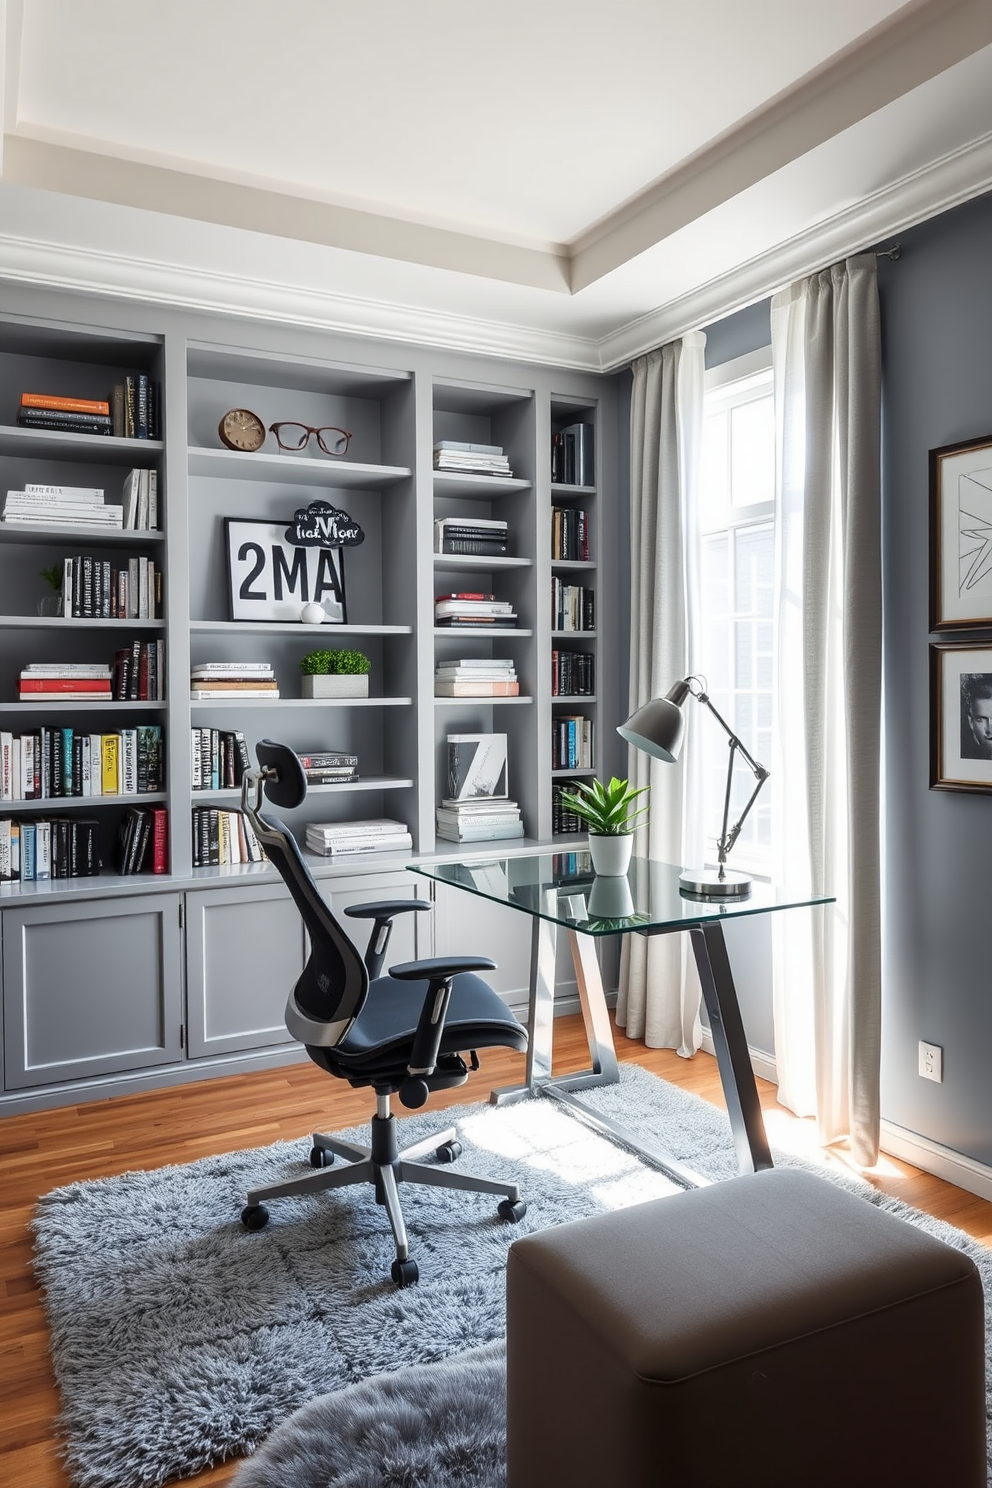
[567,928,620,1086]
[490,913,556,1104]
[689,921,773,1174]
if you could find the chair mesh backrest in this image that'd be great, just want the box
[256,811,368,1031]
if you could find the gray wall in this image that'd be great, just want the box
[878,190,992,1162]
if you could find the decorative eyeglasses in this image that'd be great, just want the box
[269,422,352,457]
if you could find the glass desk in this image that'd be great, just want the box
[410,851,833,1187]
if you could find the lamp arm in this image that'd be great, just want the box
[694,687,769,875]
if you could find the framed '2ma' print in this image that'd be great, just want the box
[930,640,992,792]
[930,434,992,629]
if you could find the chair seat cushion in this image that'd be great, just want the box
[323,972,526,1075]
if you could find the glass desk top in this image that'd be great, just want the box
[410,850,833,937]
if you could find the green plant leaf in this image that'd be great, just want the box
[559,775,650,834]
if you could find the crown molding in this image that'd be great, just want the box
[0,230,604,371]
[597,126,992,371]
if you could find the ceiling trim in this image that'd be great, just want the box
[570,0,992,290]
[596,125,992,371]
[1,135,572,295]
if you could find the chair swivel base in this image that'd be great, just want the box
[241,1116,526,1288]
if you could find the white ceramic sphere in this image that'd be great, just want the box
[300,602,326,625]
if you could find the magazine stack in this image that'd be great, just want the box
[305,818,413,857]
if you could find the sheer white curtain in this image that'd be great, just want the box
[617,333,706,1053]
[770,255,882,1166]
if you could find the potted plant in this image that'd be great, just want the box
[299,647,371,699]
[560,776,650,875]
[38,563,63,617]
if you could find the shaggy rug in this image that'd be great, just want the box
[33,1064,992,1488]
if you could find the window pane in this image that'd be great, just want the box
[701,409,729,524]
[730,395,774,508]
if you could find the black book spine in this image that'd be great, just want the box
[17,413,113,435]
[50,729,64,797]
[440,538,509,555]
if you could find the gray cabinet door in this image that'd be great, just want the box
[184,883,307,1059]
[430,880,539,1016]
[2,895,184,1090]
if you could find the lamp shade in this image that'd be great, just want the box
[616,680,690,763]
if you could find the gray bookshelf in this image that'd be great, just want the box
[0,286,620,1112]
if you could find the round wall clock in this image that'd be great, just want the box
[218,408,266,452]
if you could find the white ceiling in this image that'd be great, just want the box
[1,0,991,368]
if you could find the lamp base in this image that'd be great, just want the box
[679,867,752,900]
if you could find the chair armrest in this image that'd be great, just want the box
[389,955,497,980]
[344,900,432,920]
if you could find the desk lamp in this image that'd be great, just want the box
[617,677,769,899]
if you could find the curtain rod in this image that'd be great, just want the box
[874,244,901,260]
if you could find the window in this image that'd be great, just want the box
[697,351,774,874]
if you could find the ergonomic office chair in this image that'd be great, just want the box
[238,740,529,1286]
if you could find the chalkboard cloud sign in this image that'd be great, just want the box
[285,501,365,549]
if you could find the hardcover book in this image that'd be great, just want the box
[446,733,508,801]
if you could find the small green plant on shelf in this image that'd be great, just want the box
[39,563,63,592]
[37,563,64,617]
[560,776,650,875]
[299,648,371,699]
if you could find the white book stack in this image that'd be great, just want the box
[190,662,279,700]
[305,818,413,857]
[435,797,524,842]
[2,485,123,527]
[434,595,517,628]
[434,659,520,697]
[433,440,512,476]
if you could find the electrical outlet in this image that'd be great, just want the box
[919,1041,943,1083]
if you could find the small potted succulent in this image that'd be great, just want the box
[560,776,650,875]
[299,647,371,699]
[38,563,64,617]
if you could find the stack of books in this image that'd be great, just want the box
[552,714,594,770]
[552,577,595,632]
[551,506,590,561]
[435,797,523,842]
[305,818,413,857]
[113,640,165,701]
[551,423,594,486]
[19,663,112,701]
[552,780,587,835]
[116,805,169,875]
[433,440,512,477]
[2,484,123,527]
[298,750,359,785]
[434,516,509,557]
[60,555,161,620]
[112,376,161,440]
[1,725,163,799]
[435,592,517,628]
[17,393,113,438]
[434,659,520,697]
[0,816,103,881]
[190,728,250,791]
[190,807,265,866]
[190,662,279,700]
[120,469,159,530]
[551,648,595,696]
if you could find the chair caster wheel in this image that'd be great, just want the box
[391,1257,419,1288]
[310,1146,333,1168]
[241,1204,270,1231]
[498,1198,527,1223]
[436,1139,462,1163]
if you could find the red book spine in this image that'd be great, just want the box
[18,678,111,692]
[151,807,168,873]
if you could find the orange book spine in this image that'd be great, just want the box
[20,393,111,415]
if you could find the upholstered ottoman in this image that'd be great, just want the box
[507,1167,986,1487]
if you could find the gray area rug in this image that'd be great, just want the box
[33,1064,992,1488]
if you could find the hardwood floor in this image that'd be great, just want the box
[3,1016,991,1488]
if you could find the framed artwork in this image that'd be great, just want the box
[930,434,992,630]
[225,518,347,622]
[930,640,992,792]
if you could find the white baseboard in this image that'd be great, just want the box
[699,1027,778,1086]
[879,1120,992,1204]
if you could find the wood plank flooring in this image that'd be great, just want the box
[3,1016,991,1488]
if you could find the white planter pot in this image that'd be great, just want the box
[587,873,634,919]
[301,674,370,699]
[588,833,633,876]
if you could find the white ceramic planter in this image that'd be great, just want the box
[587,873,634,919]
[301,674,370,699]
[588,833,633,876]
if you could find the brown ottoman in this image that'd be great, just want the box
[507,1167,986,1487]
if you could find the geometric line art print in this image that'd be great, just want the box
[959,467,992,597]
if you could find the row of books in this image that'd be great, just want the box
[433,440,512,477]
[305,818,412,857]
[0,725,164,800]
[3,484,123,529]
[551,649,595,697]
[434,592,517,628]
[59,555,162,620]
[551,506,590,562]
[552,578,595,632]
[120,468,160,529]
[552,780,589,835]
[434,515,509,557]
[551,422,594,487]
[191,808,266,866]
[552,715,594,770]
[435,796,523,842]
[190,662,278,700]
[17,646,165,703]
[13,383,161,440]
[116,805,169,875]
[435,659,520,697]
[0,815,102,880]
[191,728,250,791]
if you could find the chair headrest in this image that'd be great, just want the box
[256,739,308,810]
